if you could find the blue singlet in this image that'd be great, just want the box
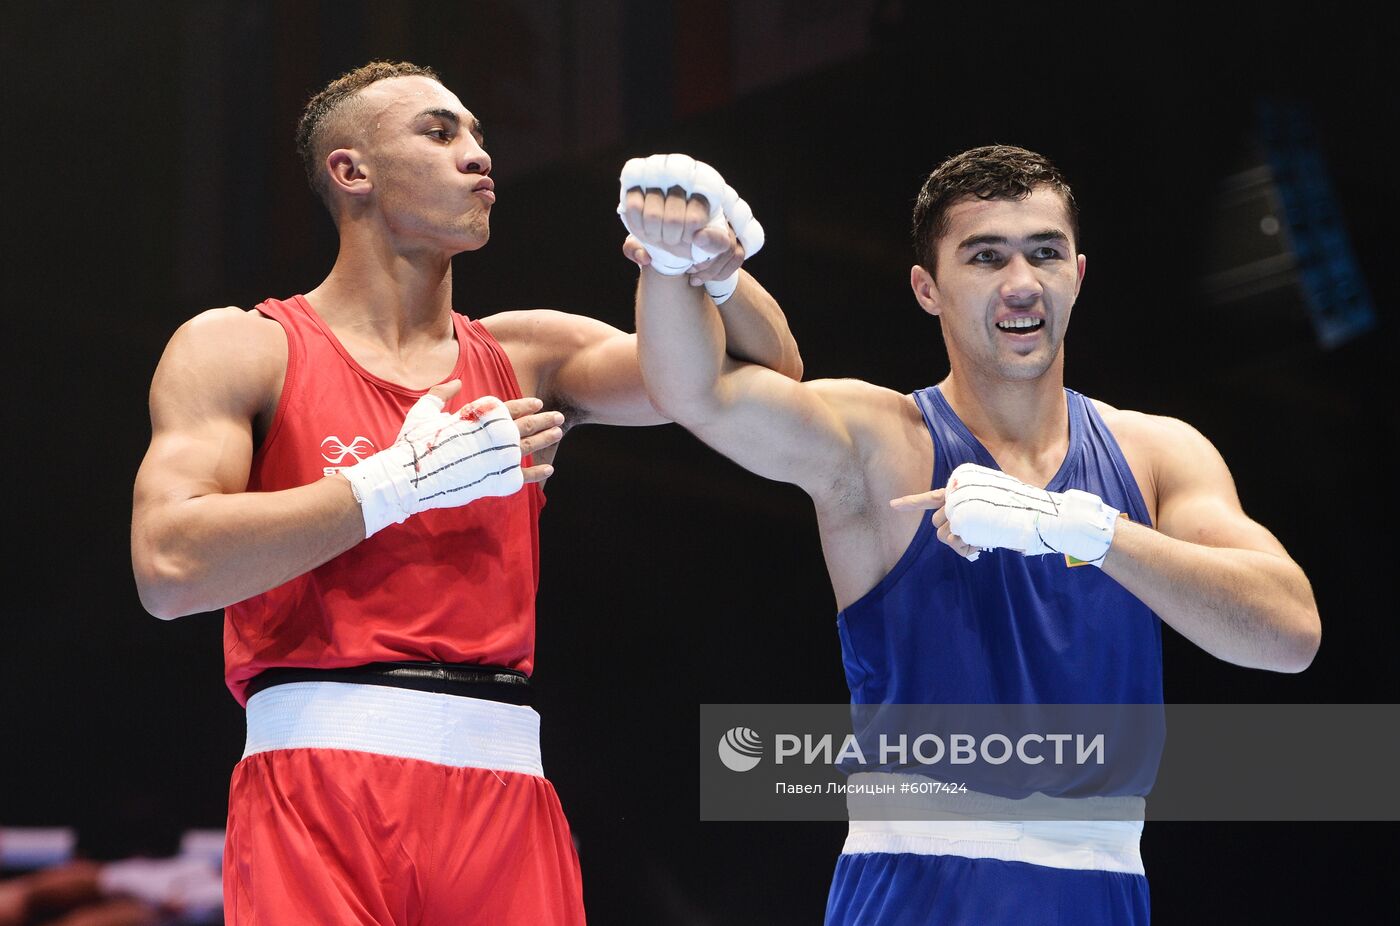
[826,386,1160,925]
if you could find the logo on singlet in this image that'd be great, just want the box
[718,727,764,772]
[320,436,377,475]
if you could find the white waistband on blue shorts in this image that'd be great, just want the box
[840,773,1145,875]
[243,681,543,777]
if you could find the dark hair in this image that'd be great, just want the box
[295,60,442,209]
[911,145,1079,273]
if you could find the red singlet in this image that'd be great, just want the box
[223,295,543,704]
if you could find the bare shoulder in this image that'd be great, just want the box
[152,307,287,421]
[810,378,924,445]
[1090,399,1215,459]
[167,306,286,362]
[806,378,930,501]
[1089,399,1229,520]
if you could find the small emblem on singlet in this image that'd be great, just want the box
[320,436,377,475]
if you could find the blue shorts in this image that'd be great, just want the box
[825,853,1150,925]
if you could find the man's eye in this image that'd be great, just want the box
[427,128,452,140]
[972,250,1001,264]
[1033,247,1061,260]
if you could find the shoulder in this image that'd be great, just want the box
[809,378,929,472]
[809,378,920,434]
[168,306,286,358]
[153,307,286,416]
[1087,398,1231,508]
[1089,398,1216,460]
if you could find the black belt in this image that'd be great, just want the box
[245,662,532,705]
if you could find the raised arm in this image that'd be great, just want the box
[132,309,561,619]
[619,152,803,383]
[1099,416,1321,672]
[489,166,803,429]
[634,266,863,494]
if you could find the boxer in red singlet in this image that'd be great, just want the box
[130,61,801,925]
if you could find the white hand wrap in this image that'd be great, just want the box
[617,153,765,304]
[341,393,523,538]
[945,463,1120,566]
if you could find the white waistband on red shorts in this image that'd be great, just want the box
[839,773,1145,875]
[243,681,543,777]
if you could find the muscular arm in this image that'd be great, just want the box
[131,309,366,619]
[508,170,803,428]
[710,270,803,378]
[635,268,861,493]
[1100,417,1320,672]
[133,310,561,619]
[488,270,801,429]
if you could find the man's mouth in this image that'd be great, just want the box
[996,317,1044,334]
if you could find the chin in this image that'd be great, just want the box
[996,353,1058,382]
[452,225,491,253]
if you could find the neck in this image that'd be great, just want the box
[305,225,457,351]
[939,352,1068,453]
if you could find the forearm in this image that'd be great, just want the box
[636,267,731,420]
[1102,519,1320,672]
[714,271,802,379]
[133,476,365,619]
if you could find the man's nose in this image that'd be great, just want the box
[1000,254,1042,306]
[461,142,491,176]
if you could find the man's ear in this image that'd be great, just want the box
[326,148,371,198]
[911,264,940,317]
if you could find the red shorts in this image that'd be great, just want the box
[224,748,585,925]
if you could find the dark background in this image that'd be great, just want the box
[6,1,1395,922]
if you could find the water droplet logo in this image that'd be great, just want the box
[717,727,763,772]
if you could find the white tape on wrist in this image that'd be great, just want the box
[342,393,523,538]
[945,463,1120,566]
[617,153,765,301]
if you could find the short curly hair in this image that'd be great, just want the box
[295,60,442,210]
[911,145,1079,274]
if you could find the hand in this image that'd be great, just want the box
[938,463,1121,566]
[890,488,983,562]
[617,153,764,303]
[619,185,725,274]
[503,396,564,483]
[341,381,556,537]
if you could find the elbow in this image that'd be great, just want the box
[1262,603,1320,674]
[722,343,803,381]
[140,594,192,622]
[780,348,804,382]
[132,548,209,620]
[1279,607,1321,673]
[639,367,725,426]
[647,389,725,429]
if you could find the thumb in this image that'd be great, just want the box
[693,224,728,257]
[429,379,463,404]
[399,385,453,436]
[622,234,651,267]
[403,380,459,428]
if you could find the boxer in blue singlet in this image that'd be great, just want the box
[626,145,1320,924]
